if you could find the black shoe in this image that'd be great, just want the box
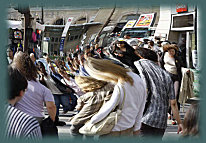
[56,121,66,126]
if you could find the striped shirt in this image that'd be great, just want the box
[134,59,175,129]
[5,105,42,140]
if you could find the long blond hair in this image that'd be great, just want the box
[75,76,107,92]
[84,57,133,85]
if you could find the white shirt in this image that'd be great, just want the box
[164,52,178,75]
[90,72,147,131]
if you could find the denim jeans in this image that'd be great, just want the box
[53,93,77,116]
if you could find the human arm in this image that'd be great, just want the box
[170,99,183,134]
[90,85,120,124]
[43,87,56,122]
[45,101,56,122]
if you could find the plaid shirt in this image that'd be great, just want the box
[134,59,175,129]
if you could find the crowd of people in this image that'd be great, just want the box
[5,34,199,140]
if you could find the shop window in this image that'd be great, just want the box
[121,14,140,21]
[78,35,82,39]
[51,37,54,42]
[55,37,58,42]
[173,14,193,28]
[70,36,74,41]
[74,35,79,40]
[51,44,54,52]
[53,18,65,25]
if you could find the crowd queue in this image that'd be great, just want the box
[5,35,199,140]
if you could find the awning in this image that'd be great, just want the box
[36,22,45,31]
[6,20,22,29]
[102,26,115,32]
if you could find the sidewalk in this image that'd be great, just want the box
[44,98,199,140]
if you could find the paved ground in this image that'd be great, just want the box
[44,98,199,141]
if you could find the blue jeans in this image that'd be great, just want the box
[53,93,77,116]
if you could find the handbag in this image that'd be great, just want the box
[79,85,125,136]
[40,116,58,138]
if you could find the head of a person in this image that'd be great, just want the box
[148,40,154,46]
[75,76,107,92]
[84,57,133,85]
[182,103,199,137]
[129,40,139,50]
[94,44,99,50]
[50,64,56,74]
[17,47,23,53]
[38,61,46,73]
[30,53,36,63]
[115,40,132,51]
[90,46,94,51]
[46,56,51,64]
[157,41,162,47]
[163,43,170,52]
[11,51,38,81]
[7,47,13,59]
[135,48,158,62]
[143,39,149,44]
[124,34,131,39]
[155,36,160,41]
[165,45,178,57]
[84,50,92,60]
[8,65,28,101]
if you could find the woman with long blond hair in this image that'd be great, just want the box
[84,57,147,136]
[69,76,114,136]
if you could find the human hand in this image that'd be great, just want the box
[177,123,183,134]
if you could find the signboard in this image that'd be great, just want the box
[59,37,65,51]
[62,17,73,37]
[14,30,22,39]
[171,12,195,31]
[134,13,155,28]
[43,37,50,41]
[60,17,73,55]
[123,20,137,29]
[176,4,187,13]
[43,41,49,54]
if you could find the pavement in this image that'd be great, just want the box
[44,97,199,141]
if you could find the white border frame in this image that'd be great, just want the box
[171,11,195,31]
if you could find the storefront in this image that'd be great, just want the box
[7,20,24,54]
[169,4,199,98]
[169,4,197,69]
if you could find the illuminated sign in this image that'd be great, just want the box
[176,4,187,13]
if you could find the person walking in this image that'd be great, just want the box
[5,66,42,140]
[160,44,183,124]
[134,48,183,138]
[110,40,140,74]
[11,51,56,123]
[84,57,146,136]
[38,61,75,126]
